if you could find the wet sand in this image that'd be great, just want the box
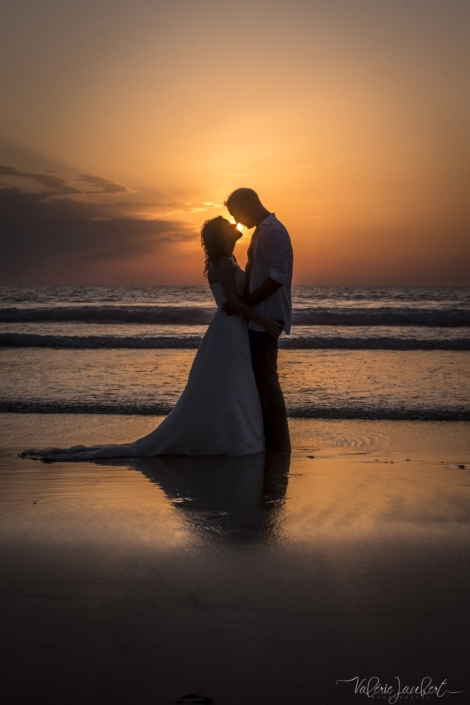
[1,416,469,704]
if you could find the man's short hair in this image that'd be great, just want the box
[224,188,261,212]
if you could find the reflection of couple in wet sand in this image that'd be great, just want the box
[21,188,294,461]
[100,452,290,544]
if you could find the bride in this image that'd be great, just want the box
[21,217,283,460]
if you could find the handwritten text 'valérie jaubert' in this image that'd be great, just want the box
[336,676,464,703]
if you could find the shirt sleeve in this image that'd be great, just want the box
[266,228,293,286]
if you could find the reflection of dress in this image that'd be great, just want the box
[90,452,291,544]
[21,265,265,459]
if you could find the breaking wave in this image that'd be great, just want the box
[1,333,469,350]
[1,305,470,326]
[1,399,468,420]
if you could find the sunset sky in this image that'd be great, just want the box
[1,0,469,286]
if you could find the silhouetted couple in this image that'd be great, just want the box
[21,188,293,460]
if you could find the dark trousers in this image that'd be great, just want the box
[249,329,291,452]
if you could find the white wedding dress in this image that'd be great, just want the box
[21,263,265,460]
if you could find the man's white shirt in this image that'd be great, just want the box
[247,213,293,334]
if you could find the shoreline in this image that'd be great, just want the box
[2,413,470,455]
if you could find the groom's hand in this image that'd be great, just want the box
[222,302,237,316]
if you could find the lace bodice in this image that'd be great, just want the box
[209,262,246,307]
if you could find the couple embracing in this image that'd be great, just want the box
[21,188,293,461]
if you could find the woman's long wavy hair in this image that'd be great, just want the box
[200,216,231,278]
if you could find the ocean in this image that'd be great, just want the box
[1,285,469,420]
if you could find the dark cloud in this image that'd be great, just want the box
[0,164,218,215]
[0,186,196,283]
[0,165,81,196]
[0,166,21,176]
[77,174,130,194]
[98,200,219,218]
[0,160,219,283]
[0,165,132,196]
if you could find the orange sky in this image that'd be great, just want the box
[0,0,469,285]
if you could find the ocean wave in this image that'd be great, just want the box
[1,306,470,326]
[0,306,215,325]
[292,309,470,327]
[1,333,469,350]
[280,337,470,350]
[1,399,468,420]
[0,334,203,349]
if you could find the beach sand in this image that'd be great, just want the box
[1,415,469,704]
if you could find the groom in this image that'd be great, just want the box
[224,188,293,453]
